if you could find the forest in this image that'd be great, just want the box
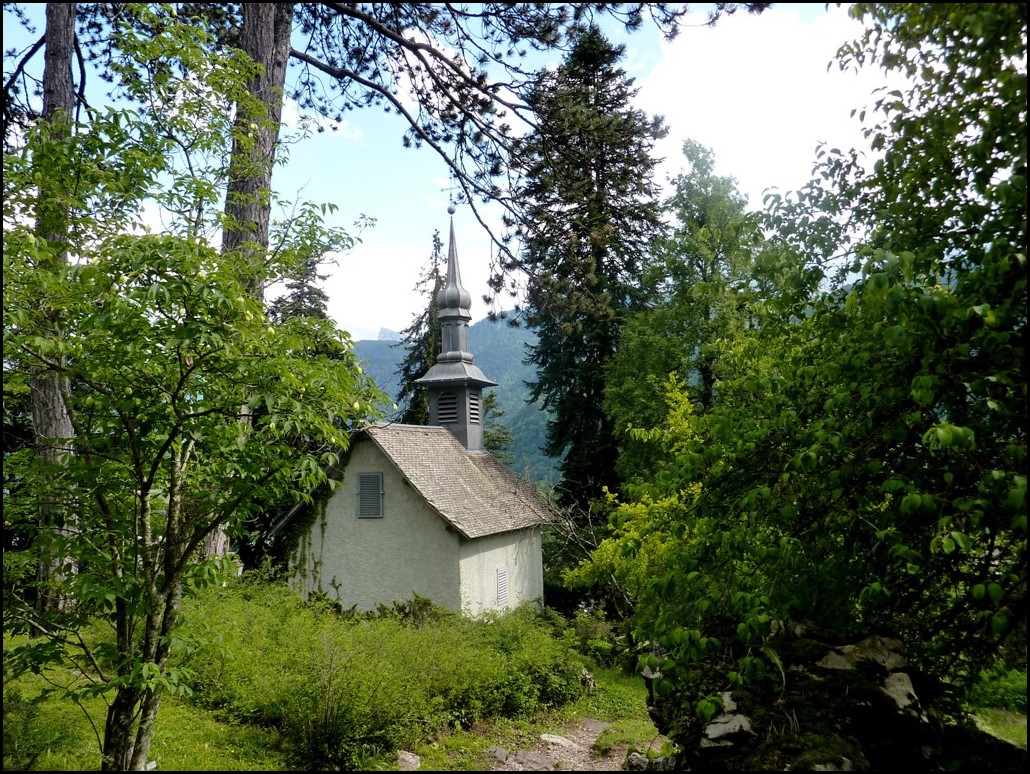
[3,3,1026,771]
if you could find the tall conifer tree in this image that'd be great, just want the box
[395,229,445,425]
[507,24,667,510]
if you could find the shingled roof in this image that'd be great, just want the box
[359,423,553,540]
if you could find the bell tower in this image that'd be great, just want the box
[414,205,496,451]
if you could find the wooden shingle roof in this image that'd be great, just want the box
[360,424,553,539]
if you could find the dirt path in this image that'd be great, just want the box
[485,717,633,771]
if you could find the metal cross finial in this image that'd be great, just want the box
[441,172,464,213]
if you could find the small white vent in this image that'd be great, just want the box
[496,565,509,606]
[468,392,481,424]
[438,390,458,424]
[357,472,383,518]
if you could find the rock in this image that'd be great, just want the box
[647,625,1028,771]
[540,733,577,748]
[397,749,421,770]
[488,745,510,762]
[514,749,559,768]
[623,751,677,771]
[624,751,650,770]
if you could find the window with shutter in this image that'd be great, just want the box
[496,565,509,606]
[468,392,481,424]
[357,472,383,518]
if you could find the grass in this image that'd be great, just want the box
[7,662,1024,771]
[2,666,291,771]
[4,580,600,771]
[4,577,1024,771]
[974,708,1027,750]
[410,663,666,771]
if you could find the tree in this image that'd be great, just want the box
[395,228,445,425]
[571,0,1027,756]
[22,2,79,618]
[221,2,293,303]
[604,139,768,486]
[483,389,515,464]
[14,4,772,274]
[284,3,695,247]
[505,24,668,510]
[267,203,370,324]
[241,202,374,572]
[5,4,778,322]
[3,10,383,769]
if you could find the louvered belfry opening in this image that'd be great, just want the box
[438,391,459,424]
[414,206,496,451]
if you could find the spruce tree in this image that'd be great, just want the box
[483,390,515,464]
[506,24,667,510]
[267,253,331,323]
[395,229,445,424]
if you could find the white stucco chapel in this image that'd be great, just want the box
[290,206,551,615]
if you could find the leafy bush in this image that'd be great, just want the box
[3,687,50,771]
[569,604,621,667]
[174,574,587,769]
[967,664,1028,714]
[1,677,105,770]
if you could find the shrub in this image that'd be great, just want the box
[967,664,1027,714]
[571,604,622,667]
[175,576,588,769]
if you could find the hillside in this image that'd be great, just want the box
[352,314,558,485]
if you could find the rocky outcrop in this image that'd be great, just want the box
[645,625,1026,771]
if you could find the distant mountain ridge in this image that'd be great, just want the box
[352,314,557,485]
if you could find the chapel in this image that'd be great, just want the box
[290,206,551,615]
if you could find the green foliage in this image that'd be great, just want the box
[268,202,368,324]
[579,1,1027,746]
[171,576,587,769]
[604,140,771,484]
[567,605,621,668]
[2,7,384,767]
[968,665,1028,715]
[483,390,515,464]
[2,684,90,771]
[395,229,445,424]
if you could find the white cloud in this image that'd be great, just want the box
[634,3,892,208]
[280,96,362,140]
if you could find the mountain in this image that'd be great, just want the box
[352,314,558,485]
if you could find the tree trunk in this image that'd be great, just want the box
[221,0,293,303]
[206,1,293,558]
[101,686,140,771]
[32,1,78,617]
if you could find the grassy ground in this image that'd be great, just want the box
[974,708,1028,750]
[4,614,1025,770]
[409,664,667,771]
[2,658,656,771]
[2,672,292,771]
[4,662,1026,770]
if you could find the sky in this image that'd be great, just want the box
[4,3,896,342]
[277,2,895,341]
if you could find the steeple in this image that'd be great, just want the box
[414,205,496,451]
